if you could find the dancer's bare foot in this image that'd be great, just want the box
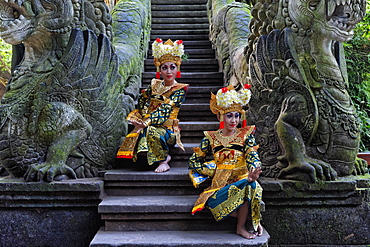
[254,224,263,236]
[236,226,256,239]
[154,155,171,173]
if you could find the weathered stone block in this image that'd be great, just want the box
[0,177,104,247]
[259,175,370,245]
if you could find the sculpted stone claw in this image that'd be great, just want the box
[277,156,338,183]
[353,158,369,176]
[24,162,77,182]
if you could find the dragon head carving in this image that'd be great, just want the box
[247,0,366,60]
[0,0,112,54]
[286,0,367,42]
[0,0,112,75]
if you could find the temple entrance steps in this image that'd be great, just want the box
[90,0,270,245]
[90,167,269,247]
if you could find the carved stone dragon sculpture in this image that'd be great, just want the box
[246,0,367,182]
[0,0,148,181]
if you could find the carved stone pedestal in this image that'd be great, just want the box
[260,175,370,246]
[0,177,104,247]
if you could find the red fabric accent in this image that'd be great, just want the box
[191,207,204,215]
[242,119,247,128]
[220,121,224,129]
[156,72,160,79]
[176,71,181,78]
[116,155,133,159]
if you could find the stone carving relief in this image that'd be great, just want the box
[247,0,368,182]
[0,0,150,181]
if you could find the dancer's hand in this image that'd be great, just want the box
[131,120,146,131]
[248,166,262,182]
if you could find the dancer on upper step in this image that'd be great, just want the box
[188,84,263,239]
[117,38,188,173]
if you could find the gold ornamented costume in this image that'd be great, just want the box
[189,84,263,232]
[117,39,188,165]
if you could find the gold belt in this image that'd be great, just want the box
[217,164,236,170]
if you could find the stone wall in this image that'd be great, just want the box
[0,178,104,247]
[260,175,370,245]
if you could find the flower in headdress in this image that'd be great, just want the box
[152,39,184,59]
[216,84,251,109]
[239,84,252,104]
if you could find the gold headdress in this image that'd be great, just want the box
[210,84,252,128]
[152,38,184,79]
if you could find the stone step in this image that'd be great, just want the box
[180,121,219,131]
[151,23,209,30]
[151,29,209,36]
[98,194,197,215]
[151,0,208,4]
[180,103,211,110]
[103,167,206,196]
[150,34,209,41]
[151,5,207,11]
[181,86,219,103]
[152,11,207,18]
[180,121,219,142]
[90,228,270,247]
[178,104,216,121]
[98,194,266,232]
[98,195,224,231]
[152,17,209,24]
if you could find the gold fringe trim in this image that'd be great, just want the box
[127,132,139,138]
[191,203,205,215]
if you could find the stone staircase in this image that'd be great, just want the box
[90,0,269,246]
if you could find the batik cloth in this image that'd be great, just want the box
[117,79,188,165]
[188,126,263,231]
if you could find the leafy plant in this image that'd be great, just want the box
[344,7,370,152]
[0,38,12,77]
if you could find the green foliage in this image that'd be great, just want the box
[0,38,12,73]
[344,7,370,152]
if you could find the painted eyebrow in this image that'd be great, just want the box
[226,113,240,118]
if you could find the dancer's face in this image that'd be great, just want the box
[224,111,240,132]
[160,62,177,85]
